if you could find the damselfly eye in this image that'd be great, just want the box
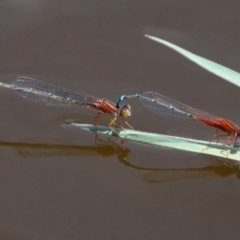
[121,104,131,117]
[123,104,131,111]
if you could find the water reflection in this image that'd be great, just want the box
[142,164,240,183]
[0,134,239,183]
[0,134,130,162]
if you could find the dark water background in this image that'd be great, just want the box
[0,1,240,239]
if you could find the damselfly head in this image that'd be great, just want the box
[120,104,131,117]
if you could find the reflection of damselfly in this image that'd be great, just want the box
[116,92,240,147]
[0,76,133,132]
[142,163,240,184]
[0,134,130,162]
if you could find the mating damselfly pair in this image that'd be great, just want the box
[1,76,240,149]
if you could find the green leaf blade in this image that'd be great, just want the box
[65,122,240,161]
[145,34,240,87]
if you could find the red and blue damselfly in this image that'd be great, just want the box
[0,76,133,132]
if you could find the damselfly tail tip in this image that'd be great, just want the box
[116,95,126,108]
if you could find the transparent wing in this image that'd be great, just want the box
[139,91,220,122]
[11,76,106,107]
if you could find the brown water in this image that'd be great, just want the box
[1,1,240,239]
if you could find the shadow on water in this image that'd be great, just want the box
[0,134,131,162]
[0,133,239,183]
[142,164,240,184]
